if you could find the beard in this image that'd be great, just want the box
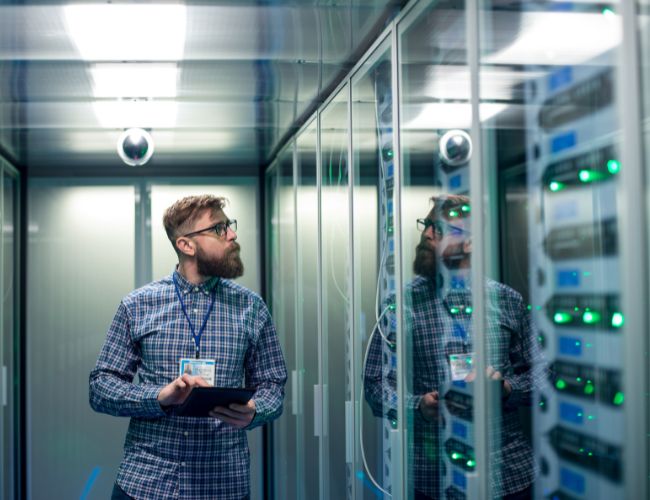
[413,243,438,278]
[196,243,244,279]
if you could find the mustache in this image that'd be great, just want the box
[416,243,433,254]
[228,242,241,253]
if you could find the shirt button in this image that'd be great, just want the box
[184,431,189,437]
[181,461,186,467]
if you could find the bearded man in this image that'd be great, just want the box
[365,194,544,500]
[90,195,286,500]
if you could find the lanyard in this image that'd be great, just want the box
[173,273,217,358]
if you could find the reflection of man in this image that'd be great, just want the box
[364,194,543,499]
[90,195,287,500]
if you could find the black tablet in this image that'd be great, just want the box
[174,387,256,417]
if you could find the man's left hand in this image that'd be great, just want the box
[209,399,256,428]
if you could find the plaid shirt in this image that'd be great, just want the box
[90,271,287,500]
[364,276,546,498]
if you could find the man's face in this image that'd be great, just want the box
[413,208,471,277]
[188,209,244,279]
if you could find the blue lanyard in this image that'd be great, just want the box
[173,273,217,358]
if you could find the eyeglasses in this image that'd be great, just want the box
[183,219,237,238]
[416,218,468,239]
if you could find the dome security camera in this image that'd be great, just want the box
[117,128,154,166]
[439,129,472,167]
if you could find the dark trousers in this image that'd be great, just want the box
[111,483,133,500]
[111,482,251,500]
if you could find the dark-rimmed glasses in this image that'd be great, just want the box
[183,219,237,238]
[416,218,467,239]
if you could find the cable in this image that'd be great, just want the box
[360,304,393,497]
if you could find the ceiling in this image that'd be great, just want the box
[0,1,403,175]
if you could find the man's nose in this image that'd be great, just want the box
[226,226,237,241]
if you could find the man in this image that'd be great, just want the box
[364,194,544,499]
[90,195,287,500]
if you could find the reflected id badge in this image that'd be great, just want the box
[449,352,475,381]
[179,358,216,386]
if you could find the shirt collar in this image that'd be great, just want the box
[172,267,220,295]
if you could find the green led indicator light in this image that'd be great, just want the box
[448,210,459,218]
[607,159,620,174]
[536,305,542,311]
[588,452,593,457]
[579,448,585,453]
[465,306,473,314]
[450,307,460,314]
[538,336,543,342]
[461,204,471,213]
[613,392,625,405]
[549,181,565,192]
[583,271,591,277]
[584,383,595,395]
[556,379,567,390]
[574,307,580,312]
[539,401,545,407]
[587,415,595,420]
[391,419,397,429]
[583,311,601,324]
[602,7,615,16]
[527,304,532,311]
[612,312,624,328]
[466,460,476,468]
[579,169,603,183]
[586,343,593,348]
[451,452,461,460]
[554,312,572,324]
[576,377,582,382]
[575,341,581,347]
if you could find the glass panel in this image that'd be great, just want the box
[320,85,352,500]
[272,148,298,500]
[352,40,397,500]
[399,3,481,499]
[28,184,136,498]
[296,120,320,500]
[479,2,625,499]
[2,168,17,499]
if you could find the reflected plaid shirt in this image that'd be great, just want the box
[90,271,287,500]
[364,276,547,498]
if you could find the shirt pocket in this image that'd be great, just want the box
[133,318,190,383]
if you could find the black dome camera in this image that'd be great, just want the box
[439,129,472,167]
[117,128,154,166]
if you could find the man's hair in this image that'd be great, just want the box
[163,195,226,255]
[430,194,471,221]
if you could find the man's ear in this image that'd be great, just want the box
[176,236,196,257]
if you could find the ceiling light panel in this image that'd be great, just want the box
[64,4,187,61]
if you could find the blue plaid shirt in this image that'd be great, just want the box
[90,271,287,499]
[364,276,547,498]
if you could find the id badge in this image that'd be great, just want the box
[179,358,216,386]
[449,352,475,381]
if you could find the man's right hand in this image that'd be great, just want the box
[418,390,440,422]
[157,374,211,407]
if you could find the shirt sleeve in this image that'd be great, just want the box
[503,294,549,409]
[89,301,166,418]
[245,300,287,430]
[363,308,421,422]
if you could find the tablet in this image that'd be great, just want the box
[174,387,255,417]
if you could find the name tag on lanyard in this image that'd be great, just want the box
[179,358,216,386]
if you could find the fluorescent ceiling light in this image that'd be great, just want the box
[405,102,507,130]
[483,12,621,66]
[93,100,178,128]
[64,4,187,61]
[91,63,178,98]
